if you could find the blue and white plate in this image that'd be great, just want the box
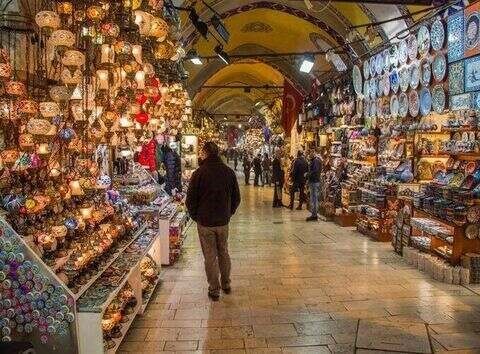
[465,12,480,52]
[363,60,370,80]
[375,53,383,76]
[420,57,431,86]
[431,17,445,51]
[390,69,400,93]
[382,49,390,73]
[369,56,376,78]
[410,61,421,90]
[370,77,377,98]
[432,53,447,82]
[352,65,363,96]
[383,74,391,96]
[399,67,410,92]
[432,85,446,113]
[419,87,432,116]
[399,92,409,118]
[407,34,418,61]
[390,44,399,68]
[399,39,408,65]
[363,80,370,98]
[417,25,431,57]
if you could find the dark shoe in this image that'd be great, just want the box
[306,215,318,222]
[208,293,220,301]
[222,287,231,294]
[296,206,302,210]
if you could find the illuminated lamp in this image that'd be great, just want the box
[135,70,145,90]
[136,94,147,105]
[149,17,169,39]
[49,85,71,103]
[79,204,93,219]
[86,5,105,22]
[37,143,51,155]
[134,10,152,35]
[132,44,143,63]
[62,50,85,68]
[119,115,133,128]
[18,99,38,115]
[135,111,149,125]
[49,29,75,49]
[100,44,115,65]
[69,179,84,196]
[5,81,26,97]
[61,68,82,86]
[96,70,109,90]
[57,2,73,15]
[39,102,60,118]
[0,63,12,80]
[35,11,60,31]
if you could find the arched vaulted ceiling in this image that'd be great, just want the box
[179,0,434,121]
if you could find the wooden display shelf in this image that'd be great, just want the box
[356,222,391,242]
[412,207,480,265]
[334,212,357,227]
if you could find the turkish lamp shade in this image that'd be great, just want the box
[61,68,82,86]
[49,29,76,49]
[134,10,152,36]
[132,44,143,63]
[49,85,71,103]
[149,17,169,39]
[79,204,93,219]
[119,114,133,128]
[57,2,73,15]
[319,134,328,147]
[35,11,60,31]
[6,81,26,97]
[100,44,115,65]
[37,143,51,155]
[18,99,38,115]
[69,179,84,196]
[134,70,145,90]
[129,103,141,115]
[86,5,105,22]
[96,69,109,90]
[0,62,12,80]
[39,101,60,118]
[71,102,85,121]
[61,50,85,68]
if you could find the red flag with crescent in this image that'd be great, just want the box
[282,79,303,137]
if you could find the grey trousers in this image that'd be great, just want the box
[197,224,231,296]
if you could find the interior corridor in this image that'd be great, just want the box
[120,183,480,354]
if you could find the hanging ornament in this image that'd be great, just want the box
[135,111,149,125]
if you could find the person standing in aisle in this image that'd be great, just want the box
[306,150,322,221]
[262,153,272,187]
[289,150,308,210]
[233,150,238,171]
[253,153,262,187]
[243,153,251,185]
[186,142,241,301]
[272,150,285,208]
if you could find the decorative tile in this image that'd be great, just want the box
[464,3,480,58]
[464,55,480,91]
[450,93,472,110]
[449,61,465,95]
[448,10,465,62]
[472,91,480,110]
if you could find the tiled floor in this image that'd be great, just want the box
[120,182,480,354]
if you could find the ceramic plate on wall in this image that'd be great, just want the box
[390,69,400,93]
[363,60,370,80]
[383,74,391,96]
[399,66,410,92]
[410,61,421,90]
[432,84,446,113]
[352,65,363,96]
[399,92,409,118]
[370,56,376,78]
[370,77,377,98]
[399,39,408,65]
[390,44,399,67]
[408,90,420,117]
[431,17,445,51]
[407,34,418,61]
[432,53,447,82]
[375,53,383,76]
[390,94,399,118]
[420,57,431,86]
[382,48,390,73]
[465,12,480,53]
[417,25,431,57]
[419,87,432,116]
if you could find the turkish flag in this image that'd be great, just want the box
[282,79,303,137]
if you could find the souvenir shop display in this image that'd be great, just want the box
[181,134,199,180]
[0,0,192,352]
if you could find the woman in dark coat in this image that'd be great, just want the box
[271,151,285,207]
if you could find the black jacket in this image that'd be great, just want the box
[253,157,262,173]
[290,156,308,185]
[272,158,284,184]
[186,156,241,227]
[308,157,322,183]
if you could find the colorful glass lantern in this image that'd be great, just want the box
[39,102,60,118]
[5,81,26,96]
[62,50,85,68]
[35,11,60,30]
[49,86,71,103]
[0,63,12,80]
[61,68,82,86]
[18,99,38,114]
[50,29,76,49]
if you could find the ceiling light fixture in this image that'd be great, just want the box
[214,45,230,65]
[299,54,315,73]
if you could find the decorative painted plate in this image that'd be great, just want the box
[432,53,447,82]
[432,84,446,113]
[420,57,431,86]
[431,17,445,51]
[356,99,364,116]
[377,97,384,117]
[410,61,421,90]
[390,44,399,67]
[382,48,390,73]
[369,56,376,78]
[375,53,383,76]
[370,77,377,98]
[363,60,370,80]
[408,90,420,117]
[417,25,431,57]
[399,39,408,65]
[449,61,464,95]
[465,12,480,52]
[363,80,370,98]
[390,94,399,118]
[407,34,418,61]
[447,11,465,63]
[419,87,432,116]
[390,69,400,93]
[399,66,410,92]
[352,65,363,96]
[383,74,391,96]
[399,92,409,118]
[370,99,377,118]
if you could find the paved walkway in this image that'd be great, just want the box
[120,182,480,354]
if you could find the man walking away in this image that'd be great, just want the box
[262,153,272,187]
[243,153,251,185]
[186,142,241,301]
[306,150,322,221]
[253,154,262,187]
[289,150,308,210]
[272,150,285,208]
